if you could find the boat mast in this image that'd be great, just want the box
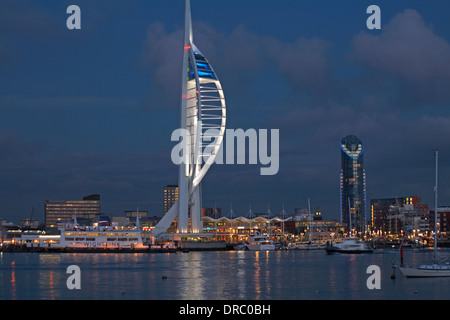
[281,203,286,242]
[136,207,140,228]
[434,149,438,261]
[348,197,352,237]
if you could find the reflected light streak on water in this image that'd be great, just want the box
[10,260,16,300]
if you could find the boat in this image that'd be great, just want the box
[245,231,275,251]
[287,242,300,250]
[326,197,373,254]
[27,216,146,250]
[398,260,450,277]
[326,237,373,254]
[296,198,326,250]
[233,243,246,251]
[297,241,326,250]
[288,241,326,250]
[398,150,450,277]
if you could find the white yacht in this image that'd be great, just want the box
[398,150,450,277]
[326,237,373,254]
[399,260,450,277]
[327,197,373,254]
[245,232,275,251]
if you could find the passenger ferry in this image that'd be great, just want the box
[27,217,146,250]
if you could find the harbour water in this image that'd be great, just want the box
[1,248,450,300]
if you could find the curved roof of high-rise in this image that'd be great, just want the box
[340,135,364,159]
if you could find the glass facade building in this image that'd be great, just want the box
[340,135,367,235]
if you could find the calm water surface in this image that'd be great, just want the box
[1,249,449,300]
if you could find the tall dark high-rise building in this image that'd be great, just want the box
[340,135,367,235]
[163,185,179,214]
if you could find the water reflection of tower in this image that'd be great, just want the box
[340,135,366,236]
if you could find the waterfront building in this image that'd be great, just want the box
[201,216,290,243]
[0,227,5,243]
[202,207,222,218]
[111,216,128,227]
[0,225,24,244]
[294,220,347,240]
[20,219,40,229]
[151,0,226,235]
[163,185,178,214]
[429,207,450,238]
[125,210,148,218]
[386,203,429,238]
[340,135,367,236]
[201,215,345,243]
[370,196,428,234]
[293,207,323,222]
[44,194,101,228]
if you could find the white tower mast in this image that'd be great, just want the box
[152,0,226,236]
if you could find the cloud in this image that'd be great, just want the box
[141,22,184,108]
[0,0,65,69]
[0,128,43,165]
[138,11,450,217]
[265,37,332,93]
[0,130,178,220]
[1,95,138,109]
[268,102,450,200]
[140,21,334,109]
[0,0,60,39]
[351,9,450,104]
[140,22,266,109]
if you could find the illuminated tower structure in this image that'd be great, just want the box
[340,135,367,236]
[152,0,226,235]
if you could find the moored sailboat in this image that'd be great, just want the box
[296,198,326,250]
[398,150,450,277]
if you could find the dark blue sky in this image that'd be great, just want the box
[1,0,450,224]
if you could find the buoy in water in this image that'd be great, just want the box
[162,275,167,279]
[391,265,396,279]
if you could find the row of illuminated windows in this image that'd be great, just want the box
[65,232,137,237]
[65,237,139,242]
[46,203,99,206]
